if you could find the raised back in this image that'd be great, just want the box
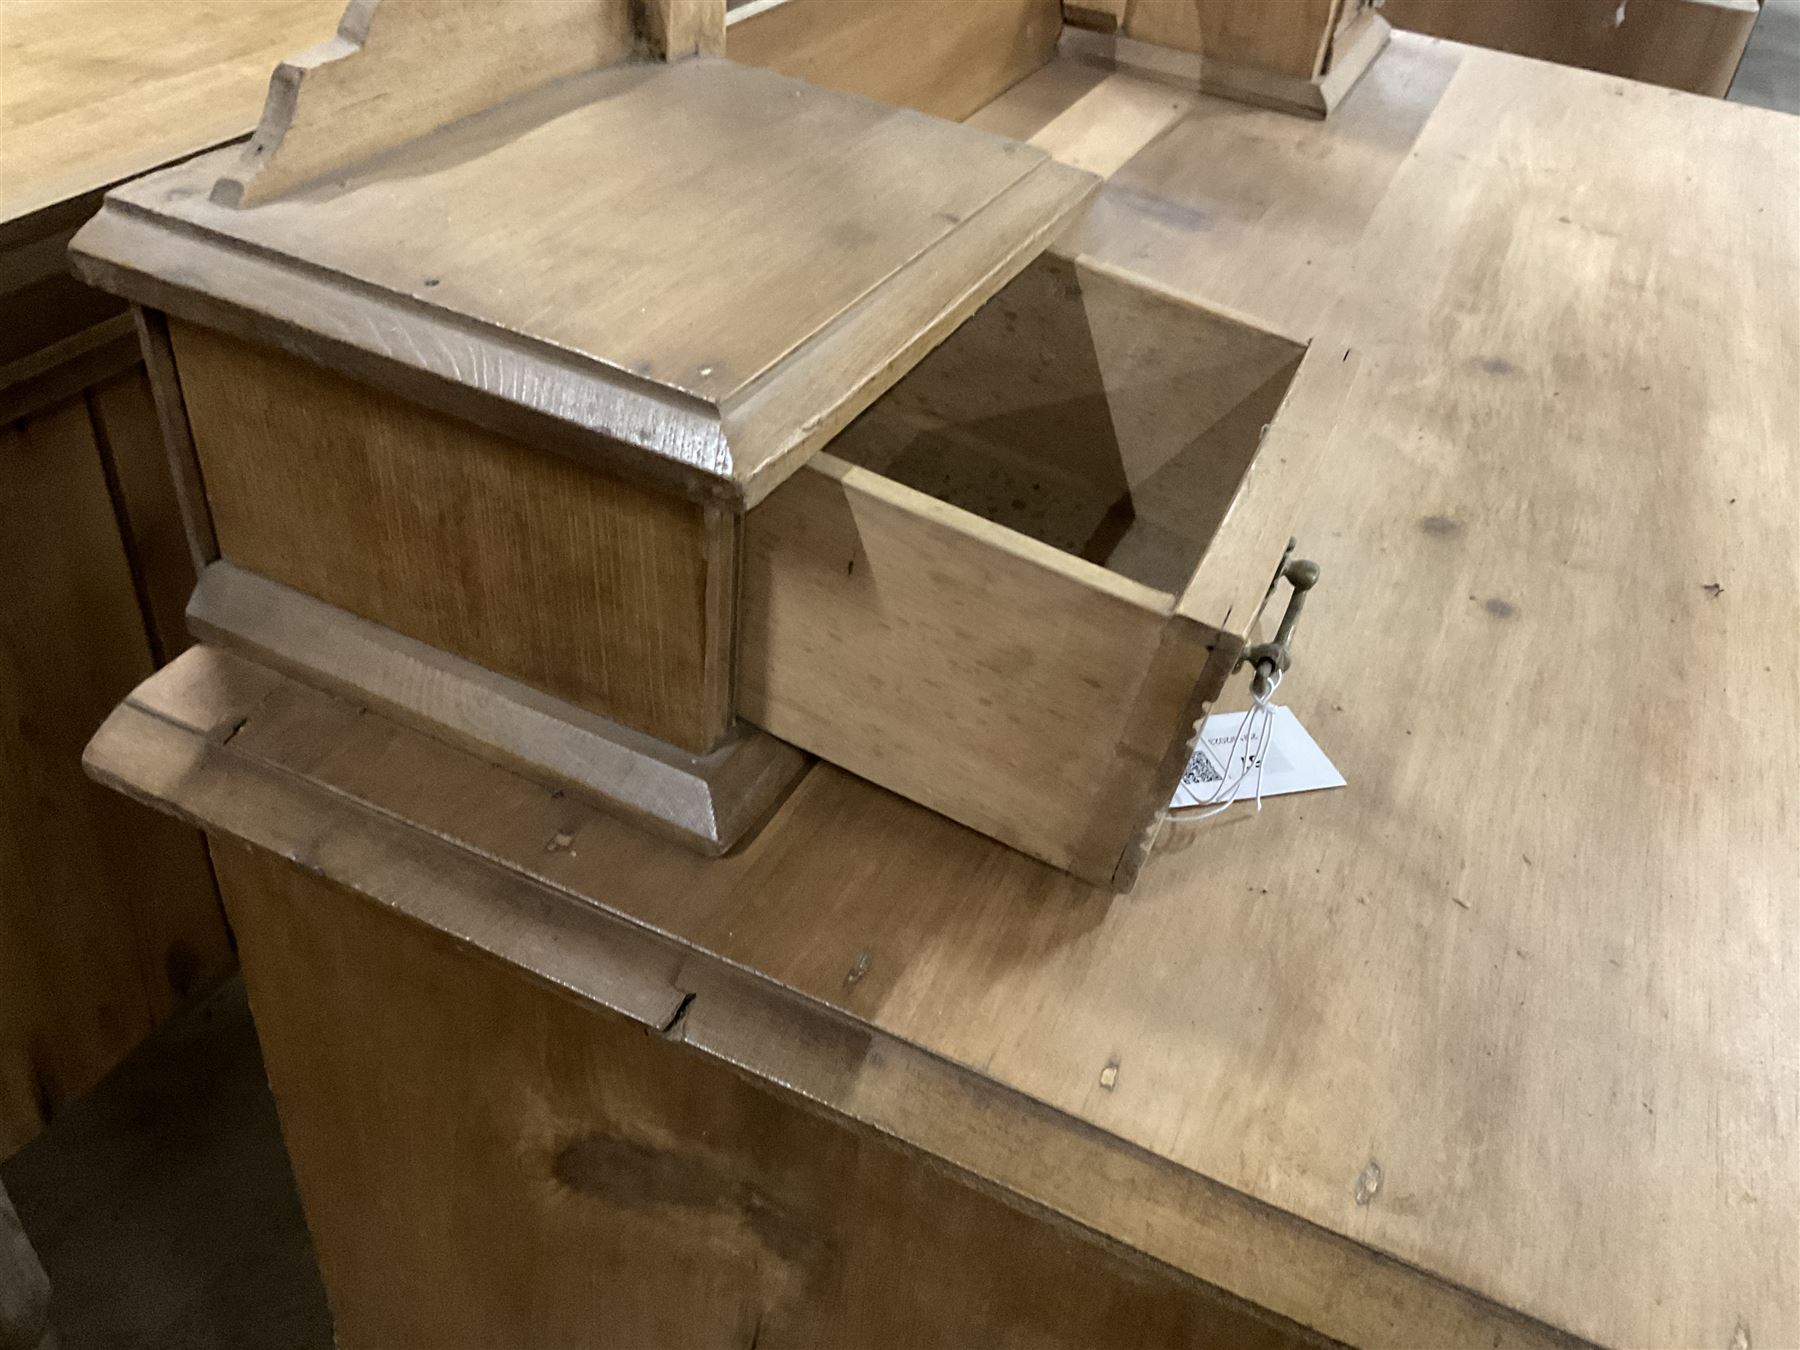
[75,55,1096,505]
[216,0,725,206]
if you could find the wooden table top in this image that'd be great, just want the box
[0,0,342,227]
[87,30,1800,1350]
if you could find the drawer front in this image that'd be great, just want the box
[739,454,1226,888]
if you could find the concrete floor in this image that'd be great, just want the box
[0,978,330,1350]
[2,13,1794,1348]
[1731,0,1800,112]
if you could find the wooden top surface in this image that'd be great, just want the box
[88,56,1094,501]
[0,0,1063,234]
[0,0,342,228]
[86,31,1800,1350]
[974,40,1798,1344]
[115,59,1038,407]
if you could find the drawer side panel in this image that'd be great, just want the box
[171,321,732,754]
[740,456,1217,885]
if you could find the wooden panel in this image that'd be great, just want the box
[648,0,727,59]
[720,156,1098,504]
[1049,39,1463,338]
[1125,0,1342,79]
[1378,0,1759,97]
[114,60,1061,416]
[727,0,1064,122]
[213,838,1321,1350]
[170,320,733,754]
[93,40,1800,1350]
[740,454,1221,886]
[60,22,1800,1350]
[1,0,1057,231]
[0,398,226,1159]
[1058,7,1387,119]
[0,214,126,369]
[187,562,808,855]
[825,253,1306,591]
[1174,339,1354,635]
[86,650,1587,1348]
[1065,0,1130,35]
[744,42,1798,1350]
[220,0,730,205]
[217,0,645,206]
[0,0,341,227]
[87,366,199,661]
[82,61,1096,504]
[132,307,218,576]
[971,64,1194,176]
[1118,0,1209,55]
[743,255,1308,885]
[0,315,137,425]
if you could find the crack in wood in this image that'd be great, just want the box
[660,990,697,1039]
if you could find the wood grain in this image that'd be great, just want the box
[169,320,733,753]
[92,35,1800,1348]
[212,839,1326,1350]
[85,649,1572,1347]
[0,398,226,1159]
[1,0,1052,231]
[1175,338,1353,636]
[188,562,807,854]
[214,0,685,206]
[721,155,1099,505]
[135,163,1290,888]
[86,366,199,662]
[0,0,341,227]
[1053,37,1462,337]
[132,307,218,579]
[826,251,1306,591]
[1198,11,1388,119]
[0,0,293,1163]
[181,59,1049,408]
[741,453,1216,886]
[1125,0,1342,78]
[1379,0,1759,97]
[727,0,1063,121]
[1056,9,1390,119]
[78,56,1095,504]
[929,38,1800,1348]
[0,199,127,370]
[977,66,1194,177]
[0,315,137,425]
[741,250,1305,884]
[57,15,1800,1350]
[645,0,727,60]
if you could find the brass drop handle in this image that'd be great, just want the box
[1241,547,1320,699]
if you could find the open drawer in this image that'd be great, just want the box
[743,255,1352,889]
[68,0,1349,890]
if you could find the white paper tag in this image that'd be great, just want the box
[1170,705,1346,809]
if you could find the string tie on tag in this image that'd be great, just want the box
[1167,664,1282,822]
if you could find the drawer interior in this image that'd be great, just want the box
[742,253,1338,887]
[824,252,1306,595]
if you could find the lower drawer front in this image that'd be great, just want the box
[738,453,1228,889]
